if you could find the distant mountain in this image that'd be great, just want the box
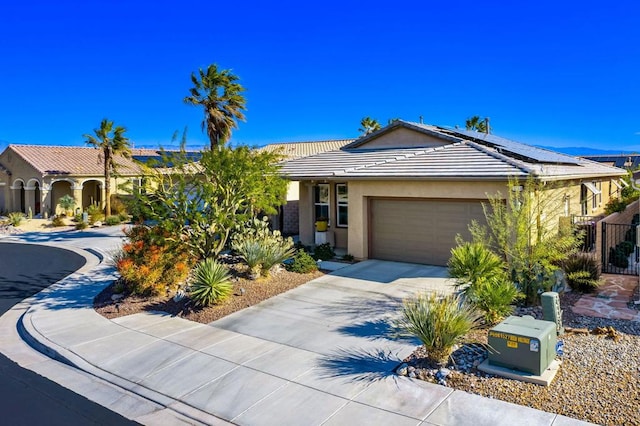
[537,145,638,156]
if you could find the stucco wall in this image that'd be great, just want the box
[297,177,619,260]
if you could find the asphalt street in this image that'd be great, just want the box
[0,242,138,425]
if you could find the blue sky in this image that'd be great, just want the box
[1,1,638,152]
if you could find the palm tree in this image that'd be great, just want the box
[465,115,490,133]
[359,117,381,136]
[184,64,246,150]
[83,119,131,217]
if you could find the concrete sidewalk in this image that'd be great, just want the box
[1,235,594,425]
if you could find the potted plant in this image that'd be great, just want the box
[315,216,328,232]
[58,195,76,217]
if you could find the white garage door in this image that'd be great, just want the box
[369,198,486,266]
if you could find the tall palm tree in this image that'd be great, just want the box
[359,116,381,136]
[465,115,490,133]
[84,119,131,217]
[184,64,246,150]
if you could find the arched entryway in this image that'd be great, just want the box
[51,180,74,215]
[34,181,41,215]
[81,179,102,210]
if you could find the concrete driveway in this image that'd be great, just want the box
[17,253,582,425]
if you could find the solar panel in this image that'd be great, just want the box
[448,129,581,165]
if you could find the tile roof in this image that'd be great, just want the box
[5,145,160,176]
[260,139,354,160]
[281,123,627,181]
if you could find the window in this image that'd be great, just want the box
[592,181,601,210]
[314,184,329,221]
[336,183,348,227]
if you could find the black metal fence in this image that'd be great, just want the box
[601,222,638,275]
[573,215,603,253]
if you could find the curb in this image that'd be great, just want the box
[11,241,231,425]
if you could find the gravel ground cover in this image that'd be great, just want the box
[94,261,324,324]
[398,292,640,426]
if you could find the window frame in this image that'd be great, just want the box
[314,183,330,223]
[335,183,348,227]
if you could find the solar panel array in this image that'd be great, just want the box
[446,129,581,165]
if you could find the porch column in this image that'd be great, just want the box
[23,187,35,216]
[40,184,51,217]
[299,182,314,246]
[72,183,83,214]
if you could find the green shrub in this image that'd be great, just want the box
[189,258,233,306]
[285,250,318,273]
[232,217,295,278]
[8,212,24,227]
[73,213,83,222]
[467,277,523,324]
[118,212,130,223]
[608,247,629,269]
[86,204,104,225]
[51,215,66,227]
[625,227,637,243]
[75,221,88,230]
[105,215,121,226]
[448,242,505,295]
[604,198,627,215]
[618,240,635,256]
[342,253,355,262]
[397,293,478,365]
[313,243,335,261]
[564,253,602,292]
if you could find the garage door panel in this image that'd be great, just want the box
[370,199,486,266]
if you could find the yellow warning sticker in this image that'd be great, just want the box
[507,341,518,349]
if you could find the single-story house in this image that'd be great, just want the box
[581,154,640,171]
[280,120,628,266]
[0,145,163,216]
[260,139,354,234]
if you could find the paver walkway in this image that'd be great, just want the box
[571,274,640,321]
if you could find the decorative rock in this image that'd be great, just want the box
[111,294,124,301]
[173,290,186,302]
[396,363,408,376]
[408,371,416,378]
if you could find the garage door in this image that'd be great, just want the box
[369,198,486,266]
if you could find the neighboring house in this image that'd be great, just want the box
[0,145,163,216]
[280,120,627,266]
[260,139,354,234]
[581,154,640,171]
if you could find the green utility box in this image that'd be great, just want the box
[488,316,557,375]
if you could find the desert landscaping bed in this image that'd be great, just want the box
[94,267,324,324]
[399,292,640,426]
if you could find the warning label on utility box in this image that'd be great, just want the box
[488,331,531,349]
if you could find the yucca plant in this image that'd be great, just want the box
[563,253,601,293]
[7,212,24,227]
[189,258,233,306]
[261,243,295,274]
[232,239,265,279]
[232,217,295,279]
[397,293,479,365]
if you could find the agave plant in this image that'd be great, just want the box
[189,258,233,306]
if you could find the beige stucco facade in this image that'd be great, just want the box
[297,177,619,260]
[0,147,143,216]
